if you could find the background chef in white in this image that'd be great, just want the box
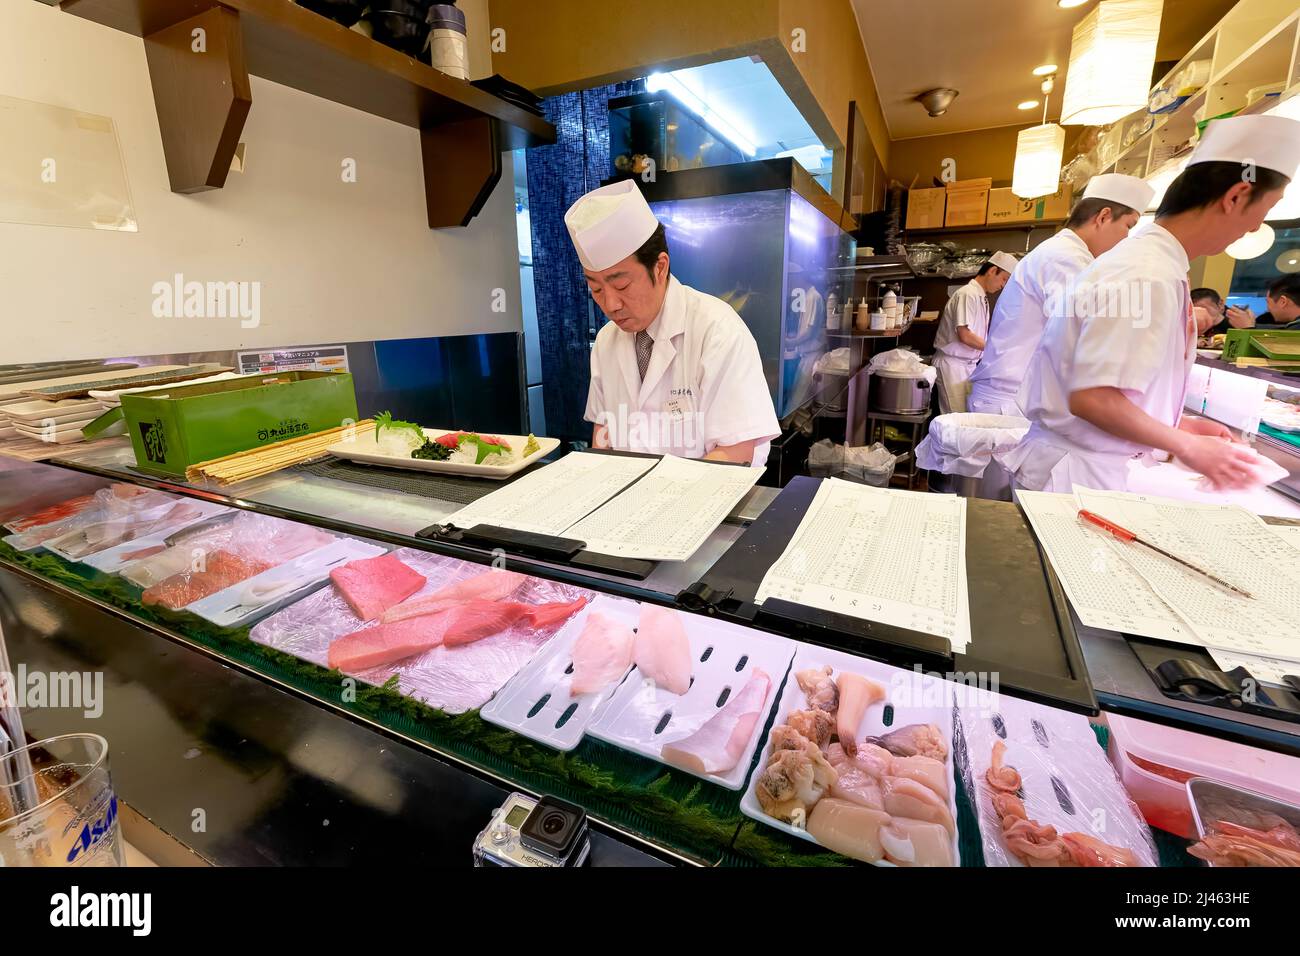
[967,174,1154,416]
[932,251,1018,414]
[565,180,780,467]
[1005,114,1300,494]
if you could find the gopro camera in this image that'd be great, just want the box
[473,792,590,867]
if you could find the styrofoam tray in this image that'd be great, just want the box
[79,501,231,572]
[481,595,640,751]
[13,423,86,444]
[3,406,104,428]
[3,397,104,423]
[328,429,560,479]
[739,643,960,866]
[586,610,795,790]
[184,537,382,628]
[958,690,1157,867]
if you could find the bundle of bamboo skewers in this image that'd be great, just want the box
[185,419,375,486]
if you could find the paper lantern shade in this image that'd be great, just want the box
[1012,123,1066,199]
[1061,0,1163,127]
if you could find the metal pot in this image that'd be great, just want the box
[869,369,931,414]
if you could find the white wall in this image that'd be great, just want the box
[0,0,523,364]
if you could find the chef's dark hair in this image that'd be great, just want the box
[1269,274,1300,304]
[1067,197,1137,228]
[1156,161,1290,218]
[976,261,1003,277]
[632,224,670,283]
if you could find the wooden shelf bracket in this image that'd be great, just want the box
[420,116,503,229]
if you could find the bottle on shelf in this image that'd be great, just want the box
[855,297,871,332]
[881,288,898,330]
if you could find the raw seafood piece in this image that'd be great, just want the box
[327,617,446,672]
[787,708,834,749]
[1060,832,1140,868]
[890,754,950,801]
[986,740,1022,793]
[4,493,97,532]
[835,672,886,756]
[1002,818,1069,866]
[661,668,771,775]
[991,791,1028,824]
[881,776,956,834]
[380,568,528,623]
[633,603,692,695]
[329,553,426,621]
[806,798,891,864]
[755,739,837,828]
[795,665,838,713]
[879,820,954,867]
[48,499,204,558]
[863,723,949,761]
[1214,820,1300,852]
[568,611,635,696]
[848,742,894,779]
[1188,826,1300,867]
[524,596,589,629]
[770,725,814,754]
[829,763,885,811]
[438,601,532,648]
[142,551,275,610]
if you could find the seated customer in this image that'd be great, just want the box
[1190,287,1256,336]
[1258,275,1300,329]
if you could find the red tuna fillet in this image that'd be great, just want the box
[330,553,427,621]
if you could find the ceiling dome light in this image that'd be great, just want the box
[1225,224,1276,261]
[1061,0,1162,126]
[1059,0,1089,8]
[917,88,960,117]
[1275,249,1300,274]
[1018,100,1041,110]
[1033,64,1058,76]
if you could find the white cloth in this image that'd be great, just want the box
[915,413,1030,478]
[1004,224,1197,493]
[968,229,1093,416]
[933,354,974,415]
[933,278,990,414]
[1083,173,1156,211]
[564,180,661,272]
[1187,114,1300,180]
[584,275,780,467]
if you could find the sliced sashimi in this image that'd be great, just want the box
[327,617,445,671]
[829,764,885,811]
[851,742,894,779]
[881,775,956,834]
[568,611,635,696]
[523,595,589,629]
[835,672,886,755]
[633,603,692,695]
[879,820,954,867]
[142,551,275,610]
[330,553,427,621]
[890,754,950,801]
[806,798,891,864]
[380,568,527,623]
[661,668,771,776]
[440,601,531,648]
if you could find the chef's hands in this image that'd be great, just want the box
[1178,417,1235,440]
[1174,427,1259,490]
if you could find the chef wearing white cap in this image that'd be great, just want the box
[932,250,1018,414]
[565,180,779,466]
[968,174,1154,416]
[1005,114,1300,493]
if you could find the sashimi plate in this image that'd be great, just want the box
[739,643,960,867]
[481,595,641,751]
[327,429,559,479]
[586,610,795,790]
[250,548,594,714]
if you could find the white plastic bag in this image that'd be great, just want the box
[868,347,937,386]
[916,412,1029,478]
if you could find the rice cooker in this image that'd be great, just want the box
[869,367,931,414]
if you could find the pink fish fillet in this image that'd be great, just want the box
[569,611,635,697]
[330,553,427,621]
[380,568,528,623]
[633,603,693,695]
[661,668,771,775]
[330,600,527,669]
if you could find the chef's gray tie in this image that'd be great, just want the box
[635,330,654,381]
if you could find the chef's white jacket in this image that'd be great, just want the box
[1004,224,1196,492]
[969,229,1093,416]
[932,278,990,413]
[584,275,780,467]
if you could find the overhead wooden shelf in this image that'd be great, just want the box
[904,219,1066,236]
[61,0,556,226]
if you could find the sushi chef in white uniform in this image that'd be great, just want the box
[967,174,1154,416]
[1005,114,1300,493]
[566,180,780,467]
[932,251,1019,414]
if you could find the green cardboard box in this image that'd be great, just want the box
[121,370,358,477]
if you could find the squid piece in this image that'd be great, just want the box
[835,672,887,756]
[1060,832,1141,868]
[985,740,1022,793]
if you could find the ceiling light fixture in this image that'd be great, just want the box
[1013,78,1065,199]
[1033,64,1058,76]
[1058,0,1089,8]
[1018,100,1040,110]
[916,88,960,117]
[1061,0,1163,126]
[1226,224,1276,261]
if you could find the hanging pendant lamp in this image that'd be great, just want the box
[1061,0,1163,126]
[1013,77,1065,200]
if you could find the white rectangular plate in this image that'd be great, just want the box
[328,428,560,479]
[738,643,960,866]
[79,501,231,572]
[586,610,794,790]
[3,397,104,423]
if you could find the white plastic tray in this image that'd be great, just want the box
[586,610,795,790]
[78,501,231,572]
[184,537,380,629]
[738,643,960,866]
[327,428,560,479]
[13,423,85,444]
[42,499,222,563]
[481,595,640,751]
[3,397,104,423]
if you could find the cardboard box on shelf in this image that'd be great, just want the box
[987,186,1071,223]
[905,187,946,230]
[944,184,990,227]
[944,177,993,192]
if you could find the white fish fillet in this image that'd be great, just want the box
[633,603,693,695]
[661,668,771,775]
[568,611,635,696]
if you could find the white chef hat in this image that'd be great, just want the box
[1187,114,1300,180]
[1082,173,1155,212]
[564,180,662,272]
[988,251,1019,274]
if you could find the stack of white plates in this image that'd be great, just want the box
[3,397,107,444]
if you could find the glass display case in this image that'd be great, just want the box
[608,91,745,178]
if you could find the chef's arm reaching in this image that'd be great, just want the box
[703,439,759,466]
[956,327,986,351]
[1068,386,1259,490]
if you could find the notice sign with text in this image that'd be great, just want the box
[237,346,349,375]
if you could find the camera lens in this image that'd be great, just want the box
[542,811,567,835]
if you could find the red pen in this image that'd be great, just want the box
[1078,510,1254,600]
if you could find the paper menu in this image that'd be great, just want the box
[564,455,761,561]
[1015,492,1193,643]
[1074,489,1300,663]
[754,479,971,651]
[1208,649,1298,686]
[446,452,656,537]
